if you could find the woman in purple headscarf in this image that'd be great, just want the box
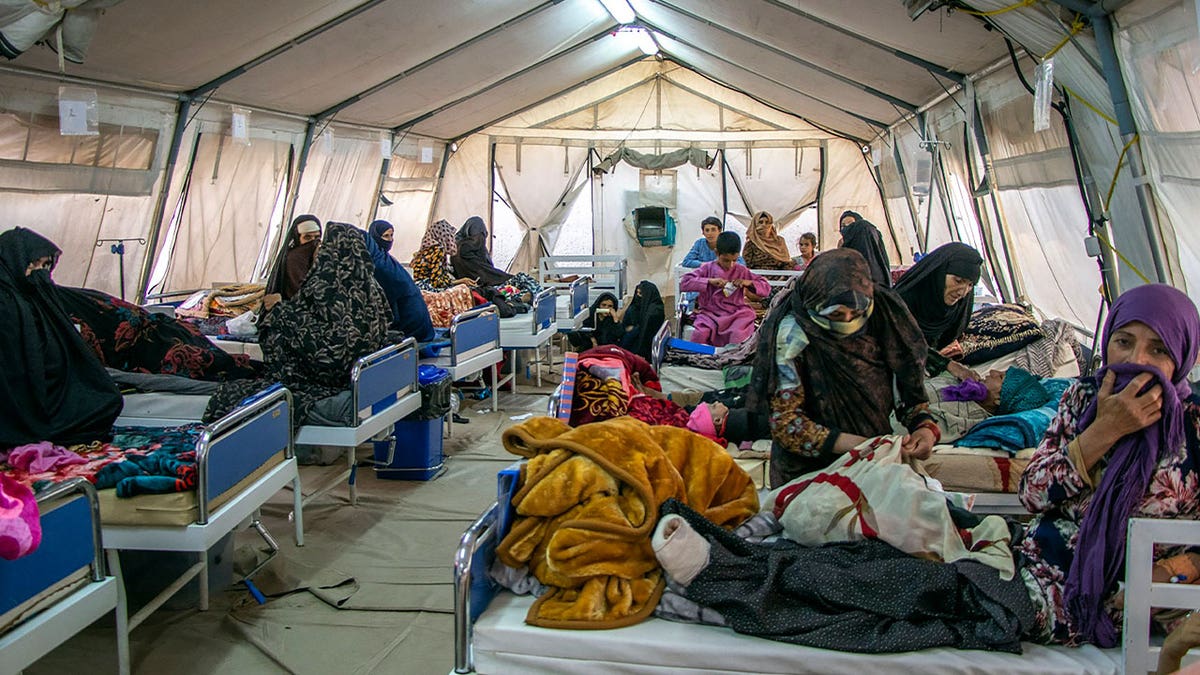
[1017,284,1200,647]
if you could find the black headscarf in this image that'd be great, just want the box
[0,228,121,447]
[839,212,892,288]
[368,219,394,253]
[747,249,929,482]
[265,214,321,299]
[586,292,624,345]
[620,281,665,361]
[205,222,390,426]
[451,216,511,287]
[894,242,983,350]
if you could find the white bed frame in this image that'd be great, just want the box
[0,479,122,675]
[498,288,557,393]
[539,255,627,304]
[454,501,1200,674]
[105,384,302,675]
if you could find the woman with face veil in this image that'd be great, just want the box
[451,216,511,287]
[0,227,121,447]
[265,214,322,300]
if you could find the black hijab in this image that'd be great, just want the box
[839,212,892,288]
[205,222,390,426]
[369,219,393,253]
[266,214,321,299]
[585,292,624,345]
[894,242,983,349]
[451,216,511,287]
[0,228,121,447]
[748,249,928,480]
[621,281,665,361]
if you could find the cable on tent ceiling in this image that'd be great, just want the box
[1044,16,1086,60]
[955,0,1039,17]
[931,73,966,115]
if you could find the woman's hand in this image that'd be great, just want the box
[1160,612,1200,674]
[1094,371,1164,439]
[453,277,476,286]
[938,340,964,359]
[901,427,937,460]
[832,432,869,453]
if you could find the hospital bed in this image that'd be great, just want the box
[104,383,301,675]
[452,494,1200,675]
[672,265,803,340]
[293,338,421,506]
[555,276,590,330]
[422,305,504,414]
[1,478,122,675]
[538,255,627,304]
[498,288,557,393]
[651,321,728,393]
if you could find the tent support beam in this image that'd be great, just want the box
[1046,0,1167,283]
[646,0,919,112]
[135,96,191,303]
[424,141,453,233]
[314,0,565,121]
[392,27,614,133]
[816,141,828,250]
[753,0,966,83]
[891,136,926,253]
[283,120,318,231]
[452,56,647,143]
[643,23,892,131]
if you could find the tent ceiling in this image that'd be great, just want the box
[7,0,1010,141]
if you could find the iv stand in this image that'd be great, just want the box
[96,237,146,300]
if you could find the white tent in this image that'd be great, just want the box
[0,0,1196,333]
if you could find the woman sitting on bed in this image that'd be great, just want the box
[566,292,623,352]
[894,242,983,361]
[620,281,666,361]
[679,232,770,348]
[411,219,478,328]
[1017,283,1200,647]
[747,248,936,487]
[364,220,435,342]
[742,211,797,272]
[0,227,121,448]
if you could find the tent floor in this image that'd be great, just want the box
[26,379,561,675]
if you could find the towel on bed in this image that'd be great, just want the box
[496,416,758,629]
[955,378,1073,453]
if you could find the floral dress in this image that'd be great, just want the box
[411,244,455,291]
[1016,379,1200,644]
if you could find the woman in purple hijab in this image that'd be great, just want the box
[1016,284,1200,647]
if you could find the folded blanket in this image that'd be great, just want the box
[0,473,40,560]
[955,378,1073,453]
[496,416,758,629]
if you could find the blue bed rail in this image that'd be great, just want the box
[450,305,501,366]
[198,384,292,523]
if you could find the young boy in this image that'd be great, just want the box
[679,232,770,347]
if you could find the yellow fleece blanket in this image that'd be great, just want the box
[496,416,759,629]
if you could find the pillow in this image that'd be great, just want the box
[959,304,1043,366]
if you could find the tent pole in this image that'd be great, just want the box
[816,141,828,250]
[719,148,729,223]
[487,139,497,255]
[971,101,1025,302]
[135,96,191,304]
[891,136,926,253]
[283,120,317,230]
[1047,1,1168,283]
[864,149,904,260]
[960,119,1014,302]
[426,140,454,232]
[1060,95,1121,299]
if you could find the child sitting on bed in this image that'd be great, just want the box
[679,232,770,347]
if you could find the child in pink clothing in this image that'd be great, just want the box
[679,232,770,347]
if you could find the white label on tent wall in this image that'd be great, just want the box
[231,106,250,145]
[58,86,98,136]
[420,143,434,164]
[380,131,391,160]
[1033,58,1055,133]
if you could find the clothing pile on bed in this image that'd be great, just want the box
[1,425,205,499]
[494,416,759,629]
[174,283,265,319]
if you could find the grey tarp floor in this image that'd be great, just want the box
[27,386,558,675]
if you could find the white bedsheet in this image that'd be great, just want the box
[658,364,725,393]
[472,593,1121,675]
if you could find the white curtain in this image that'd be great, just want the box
[723,145,821,256]
[493,142,591,273]
[431,135,491,237]
[293,133,385,227]
[821,138,902,261]
[374,152,442,264]
[159,133,292,291]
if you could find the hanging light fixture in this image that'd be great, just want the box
[597,0,635,25]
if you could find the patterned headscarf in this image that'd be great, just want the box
[422,219,458,256]
[747,211,792,264]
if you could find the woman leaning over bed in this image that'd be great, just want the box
[747,248,936,488]
[1017,283,1200,647]
[894,242,983,358]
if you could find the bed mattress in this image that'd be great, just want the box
[657,364,725,393]
[923,446,1032,494]
[472,593,1121,675]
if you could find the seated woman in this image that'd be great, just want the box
[837,210,892,288]
[411,219,477,328]
[364,220,435,342]
[679,232,770,347]
[747,248,935,487]
[742,211,797,271]
[792,231,817,269]
[566,291,623,352]
[1017,283,1200,647]
[205,222,391,426]
[681,216,743,268]
[0,227,121,448]
[265,214,322,301]
[620,280,666,361]
[894,242,982,360]
[451,215,542,302]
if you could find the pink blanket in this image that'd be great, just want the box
[0,472,40,560]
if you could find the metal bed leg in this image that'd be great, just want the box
[292,472,305,547]
[535,345,543,388]
[198,551,210,611]
[492,363,500,413]
[107,549,131,675]
[348,447,359,506]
